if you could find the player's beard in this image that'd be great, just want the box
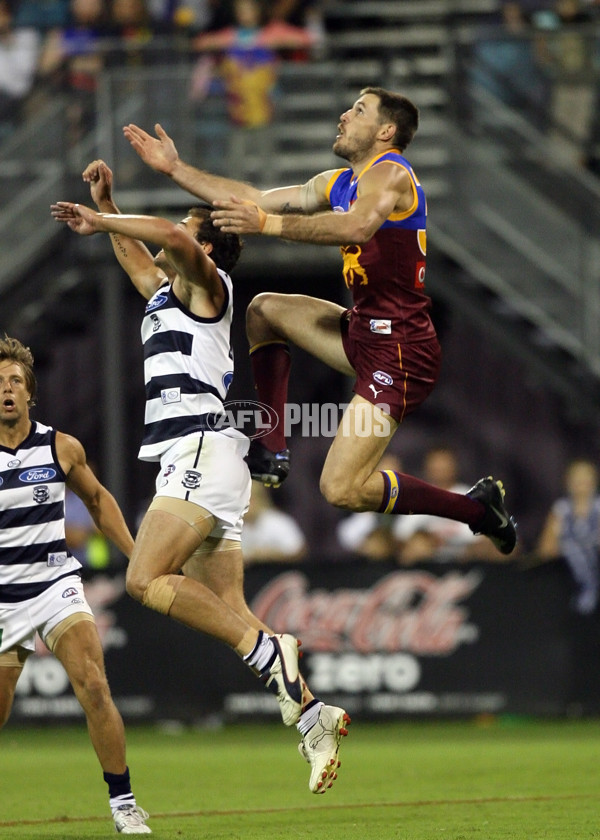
[333,129,378,164]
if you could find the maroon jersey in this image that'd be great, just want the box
[325,149,437,345]
[326,150,441,421]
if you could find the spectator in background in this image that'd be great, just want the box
[190,0,317,177]
[107,0,157,68]
[14,0,70,31]
[266,0,326,58]
[533,0,595,166]
[470,1,548,113]
[535,458,600,714]
[0,0,42,140]
[37,0,109,148]
[242,479,307,564]
[110,0,152,42]
[536,458,600,614]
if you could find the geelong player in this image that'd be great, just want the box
[51,160,350,795]
[122,86,517,556]
[0,336,151,833]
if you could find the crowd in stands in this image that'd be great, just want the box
[0,0,325,142]
[473,0,600,169]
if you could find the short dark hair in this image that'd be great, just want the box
[0,335,37,406]
[188,206,243,275]
[361,86,419,151]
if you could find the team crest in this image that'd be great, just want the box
[182,470,202,490]
[33,485,50,504]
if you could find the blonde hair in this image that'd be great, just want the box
[0,335,37,406]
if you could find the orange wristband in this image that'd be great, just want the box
[247,201,282,236]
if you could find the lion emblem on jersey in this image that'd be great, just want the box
[341,245,368,287]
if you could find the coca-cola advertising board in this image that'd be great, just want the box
[10,560,573,723]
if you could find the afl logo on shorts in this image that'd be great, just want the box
[373,370,394,387]
[62,587,78,598]
[182,470,202,490]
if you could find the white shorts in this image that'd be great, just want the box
[0,575,94,655]
[153,430,251,542]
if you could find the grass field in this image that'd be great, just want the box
[1,717,599,839]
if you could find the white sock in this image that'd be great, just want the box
[297,700,323,737]
[243,630,276,673]
[110,794,136,816]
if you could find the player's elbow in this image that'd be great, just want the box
[163,224,184,251]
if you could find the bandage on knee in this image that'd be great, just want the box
[142,574,184,615]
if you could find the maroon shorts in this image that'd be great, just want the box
[340,315,441,423]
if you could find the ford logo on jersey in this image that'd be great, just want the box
[19,468,57,483]
[373,370,394,387]
[145,293,168,312]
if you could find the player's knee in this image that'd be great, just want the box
[246,292,282,332]
[247,291,274,319]
[78,671,111,713]
[125,566,146,603]
[130,573,183,616]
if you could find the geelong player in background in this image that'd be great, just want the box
[0,336,151,834]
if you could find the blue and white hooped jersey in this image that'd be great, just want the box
[0,422,80,604]
[139,273,235,461]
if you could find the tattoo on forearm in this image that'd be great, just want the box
[111,233,127,258]
[280,202,303,214]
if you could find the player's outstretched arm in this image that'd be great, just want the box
[51,200,167,300]
[122,122,302,212]
[212,162,408,244]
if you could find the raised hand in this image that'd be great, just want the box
[82,159,115,209]
[123,122,179,175]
